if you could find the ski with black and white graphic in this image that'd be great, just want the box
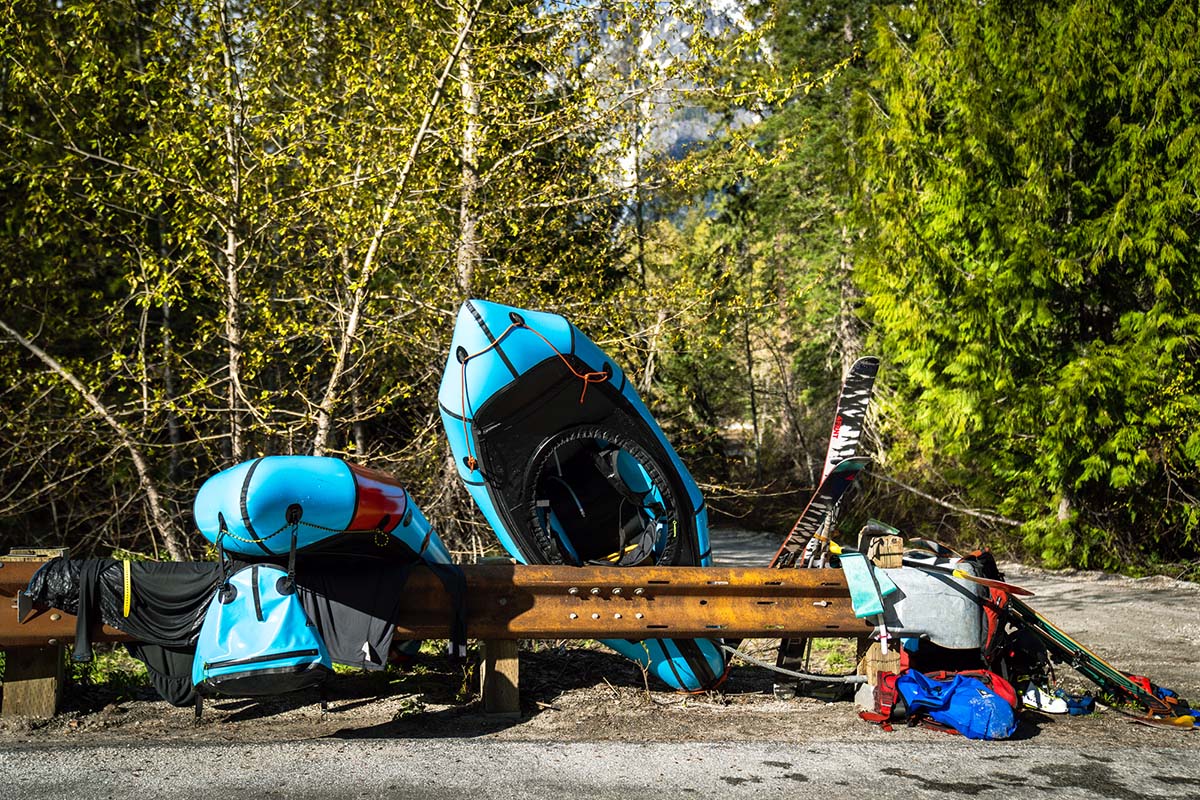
[769,455,871,697]
[771,355,879,569]
[771,357,878,697]
[769,455,871,569]
[820,356,879,481]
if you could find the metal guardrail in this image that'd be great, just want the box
[0,560,866,643]
[0,559,869,717]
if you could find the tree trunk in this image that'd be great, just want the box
[312,1,482,456]
[639,307,667,395]
[162,297,182,482]
[742,315,762,483]
[351,387,367,457]
[456,3,482,296]
[219,0,245,463]
[835,223,863,374]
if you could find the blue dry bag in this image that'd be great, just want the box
[895,670,1018,740]
[193,522,331,697]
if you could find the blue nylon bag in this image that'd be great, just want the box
[192,561,331,697]
[895,670,1018,740]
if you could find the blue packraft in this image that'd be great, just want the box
[192,525,331,698]
[895,669,1018,740]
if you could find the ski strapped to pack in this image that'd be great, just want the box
[770,357,879,693]
[903,536,1198,727]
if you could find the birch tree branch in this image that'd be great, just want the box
[870,470,1025,527]
[0,318,188,561]
[312,0,484,455]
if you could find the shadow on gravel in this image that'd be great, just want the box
[326,705,524,739]
[326,647,654,739]
[211,657,476,724]
[1009,710,1048,740]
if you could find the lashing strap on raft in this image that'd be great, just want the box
[455,317,610,471]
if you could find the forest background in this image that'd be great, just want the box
[1,0,1196,576]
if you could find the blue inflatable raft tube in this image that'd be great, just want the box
[437,299,727,691]
[194,456,453,565]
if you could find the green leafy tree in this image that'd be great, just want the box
[851,0,1200,569]
[0,0,762,558]
[634,0,880,526]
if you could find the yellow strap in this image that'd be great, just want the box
[122,559,132,618]
[602,542,641,562]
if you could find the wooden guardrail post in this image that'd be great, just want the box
[1,548,69,717]
[856,535,904,685]
[481,639,520,716]
[476,556,520,716]
[2,645,64,718]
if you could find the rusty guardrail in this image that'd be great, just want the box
[0,560,865,643]
[0,559,869,717]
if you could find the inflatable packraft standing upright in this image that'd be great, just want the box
[438,299,727,691]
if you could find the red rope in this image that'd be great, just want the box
[518,324,610,403]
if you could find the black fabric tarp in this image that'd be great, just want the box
[294,559,412,670]
[23,556,466,706]
[26,558,221,707]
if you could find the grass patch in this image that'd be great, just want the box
[806,638,859,673]
[68,643,150,697]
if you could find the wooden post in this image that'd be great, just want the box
[476,556,520,715]
[857,535,904,686]
[1,547,69,717]
[480,639,520,716]
[1,645,64,718]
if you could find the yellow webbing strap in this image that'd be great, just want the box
[122,559,132,618]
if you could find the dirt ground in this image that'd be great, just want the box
[1,530,1198,750]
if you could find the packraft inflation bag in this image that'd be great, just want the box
[192,561,331,697]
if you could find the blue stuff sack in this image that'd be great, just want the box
[192,560,331,698]
[895,669,1018,740]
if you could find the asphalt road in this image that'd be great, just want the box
[2,737,1199,799]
